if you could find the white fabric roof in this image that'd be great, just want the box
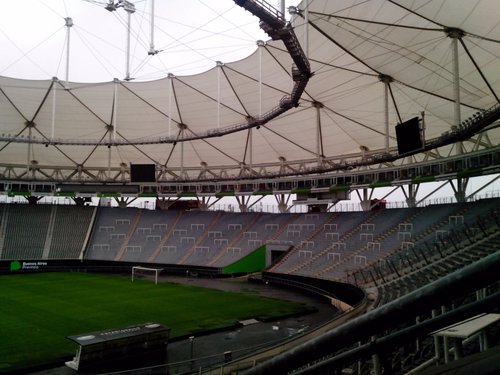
[0,0,499,182]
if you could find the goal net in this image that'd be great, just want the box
[131,266,163,285]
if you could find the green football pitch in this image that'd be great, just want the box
[0,272,314,372]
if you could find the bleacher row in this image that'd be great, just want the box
[0,198,498,281]
[0,204,95,260]
[365,223,500,308]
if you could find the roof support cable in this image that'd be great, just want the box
[220,66,252,117]
[388,83,402,124]
[31,80,56,124]
[459,38,500,104]
[308,11,443,33]
[115,130,160,165]
[59,81,110,126]
[163,130,181,167]
[388,0,446,29]
[170,77,183,125]
[0,87,29,122]
[196,135,249,165]
[307,20,377,75]
[80,132,109,166]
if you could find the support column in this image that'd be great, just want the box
[26,196,41,205]
[124,1,135,81]
[64,17,73,85]
[275,194,290,213]
[446,28,465,154]
[313,101,324,167]
[449,29,462,128]
[116,197,128,208]
[407,184,417,208]
[112,78,119,141]
[400,184,418,208]
[108,79,119,181]
[432,309,441,363]
[147,0,157,55]
[415,315,421,352]
[51,78,57,139]
[107,131,112,181]
[279,156,287,175]
[198,197,209,211]
[178,123,187,179]
[249,128,253,169]
[378,74,393,152]
[258,40,263,119]
[371,336,381,375]
[168,73,174,137]
[476,289,489,352]
[304,0,309,58]
[456,178,468,203]
[450,177,468,203]
[27,122,33,175]
[358,188,371,211]
[236,196,248,213]
[216,61,223,129]
[442,305,450,364]
[120,162,127,182]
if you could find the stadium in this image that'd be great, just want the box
[0,0,499,374]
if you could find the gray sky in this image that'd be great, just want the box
[0,0,299,82]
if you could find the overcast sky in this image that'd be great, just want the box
[0,0,299,82]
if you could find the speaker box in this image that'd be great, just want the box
[395,117,423,155]
[130,164,156,182]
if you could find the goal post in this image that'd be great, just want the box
[131,266,163,285]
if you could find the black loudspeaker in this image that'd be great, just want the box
[395,117,423,155]
[130,164,156,182]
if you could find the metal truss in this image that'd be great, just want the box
[1,133,498,199]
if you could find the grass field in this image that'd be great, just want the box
[0,272,314,372]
